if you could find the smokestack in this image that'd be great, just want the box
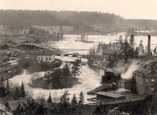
[147,35,151,55]
[130,34,134,47]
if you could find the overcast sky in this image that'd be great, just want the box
[0,0,157,19]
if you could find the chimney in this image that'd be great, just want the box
[147,35,151,55]
[130,34,134,47]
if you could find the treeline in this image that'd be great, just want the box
[0,10,123,26]
[3,79,93,115]
[0,10,60,27]
[0,10,125,33]
[1,10,157,34]
[9,90,90,115]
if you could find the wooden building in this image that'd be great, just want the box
[95,91,150,115]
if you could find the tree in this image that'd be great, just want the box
[26,95,35,106]
[0,77,6,97]
[14,86,20,99]
[118,35,123,48]
[5,80,10,94]
[71,59,81,77]
[71,94,77,105]
[60,91,70,106]
[47,93,52,104]
[79,91,84,105]
[123,38,130,62]
[135,47,139,57]
[63,64,71,76]
[20,82,26,97]
[138,40,145,56]
[118,37,136,62]
[0,77,4,88]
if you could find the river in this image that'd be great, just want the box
[9,65,102,103]
[50,33,157,55]
[9,33,157,103]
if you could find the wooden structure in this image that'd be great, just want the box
[95,91,151,115]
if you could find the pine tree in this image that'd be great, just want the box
[47,93,52,104]
[118,35,123,47]
[14,86,20,99]
[72,59,81,77]
[60,91,70,105]
[26,96,34,106]
[71,94,77,105]
[0,77,4,88]
[79,91,84,105]
[0,77,6,97]
[20,82,26,97]
[135,47,139,57]
[64,64,71,76]
[5,80,10,94]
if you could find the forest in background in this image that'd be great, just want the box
[0,10,157,34]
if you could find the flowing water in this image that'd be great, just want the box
[10,33,157,103]
[50,34,157,55]
[9,65,102,103]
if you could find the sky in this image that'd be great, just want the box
[0,0,157,19]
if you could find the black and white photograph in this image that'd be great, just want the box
[0,0,157,115]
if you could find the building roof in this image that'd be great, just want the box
[96,91,147,105]
[16,43,61,54]
[96,91,125,99]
